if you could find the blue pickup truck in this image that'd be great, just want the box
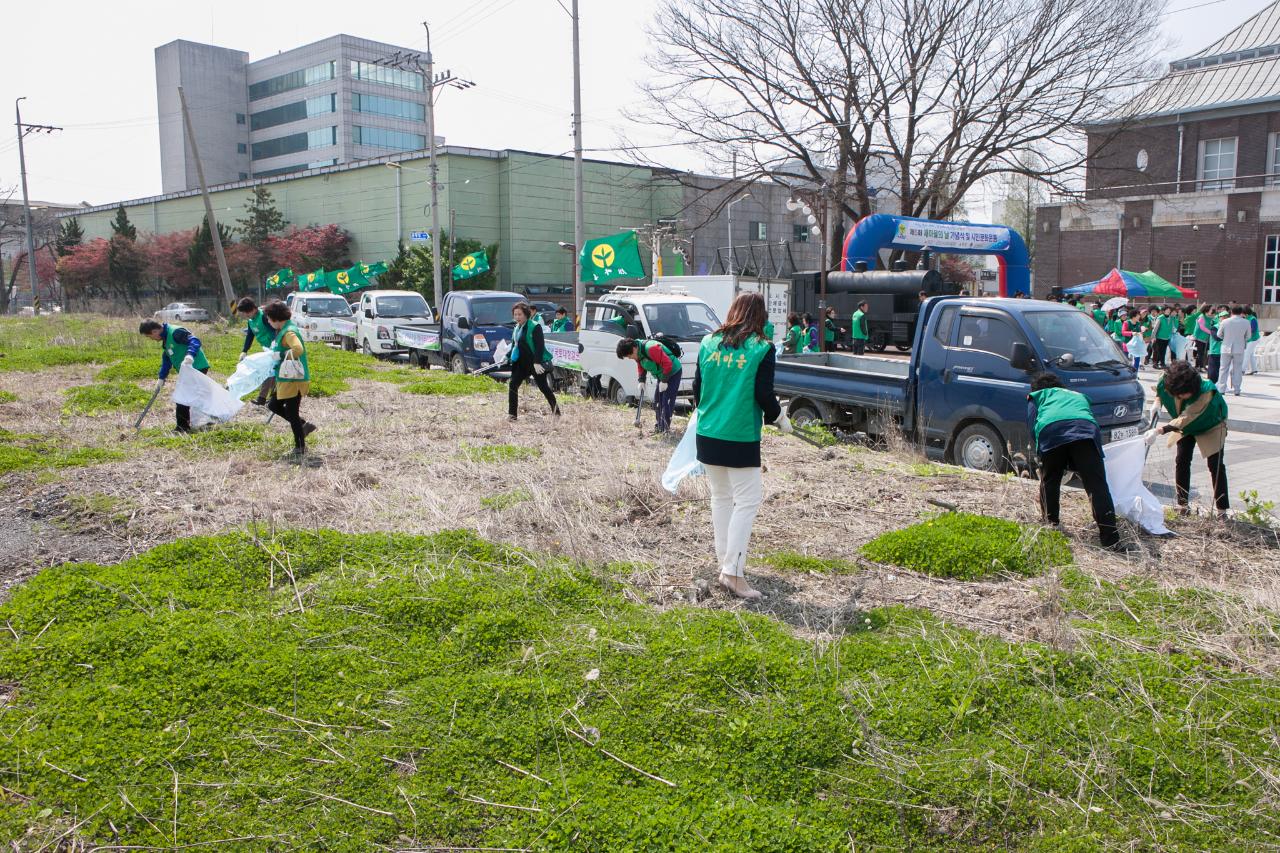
[774,296,1146,472]
[397,290,529,374]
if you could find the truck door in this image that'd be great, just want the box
[440,294,464,355]
[932,309,1033,470]
[579,301,635,399]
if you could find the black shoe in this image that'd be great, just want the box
[175,426,193,435]
[251,396,267,407]
[302,422,317,438]
[508,415,518,422]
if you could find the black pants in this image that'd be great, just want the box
[174,367,210,431]
[1175,434,1229,510]
[255,376,276,403]
[1194,338,1208,368]
[1207,353,1221,384]
[267,394,308,449]
[823,340,837,353]
[508,361,558,418]
[851,339,866,355]
[1038,439,1119,547]
[1150,338,1169,368]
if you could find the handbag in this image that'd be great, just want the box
[278,351,306,381]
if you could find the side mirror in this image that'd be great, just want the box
[1010,342,1033,372]
[626,323,642,338]
[456,316,471,330]
[364,309,374,319]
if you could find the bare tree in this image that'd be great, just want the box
[637,0,1166,257]
[0,189,61,314]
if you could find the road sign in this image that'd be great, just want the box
[410,231,430,242]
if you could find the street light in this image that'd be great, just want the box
[726,192,751,274]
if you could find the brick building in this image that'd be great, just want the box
[1035,1,1280,325]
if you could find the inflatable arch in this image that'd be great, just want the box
[840,214,1031,297]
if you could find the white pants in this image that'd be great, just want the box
[1244,338,1258,374]
[705,464,763,578]
[1218,350,1245,395]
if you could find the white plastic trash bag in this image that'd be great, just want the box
[662,412,705,493]
[1168,331,1188,361]
[173,365,244,424]
[225,351,277,399]
[1103,436,1170,535]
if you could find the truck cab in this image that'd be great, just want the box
[436,290,527,373]
[354,290,435,357]
[579,285,721,404]
[284,292,353,343]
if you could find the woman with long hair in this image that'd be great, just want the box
[692,292,792,599]
[506,302,560,422]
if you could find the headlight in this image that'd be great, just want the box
[307,322,318,331]
[377,326,392,340]
[472,334,490,351]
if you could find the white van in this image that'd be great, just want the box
[284,292,354,343]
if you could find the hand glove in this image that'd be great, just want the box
[1158,424,1173,435]
[1142,428,1159,447]
[182,355,194,367]
[238,352,246,363]
[534,363,546,375]
[656,381,666,393]
[776,412,793,434]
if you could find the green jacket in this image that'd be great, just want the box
[1156,377,1226,436]
[1028,387,1097,448]
[272,321,310,383]
[1183,311,1200,337]
[695,332,774,443]
[850,310,869,341]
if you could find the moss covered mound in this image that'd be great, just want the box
[862,512,1072,580]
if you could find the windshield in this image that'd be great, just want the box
[471,297,525,326]
[1023,310,1127,368]
[643,302,720,340]
[375,295,431,318]
[300,297,351,317]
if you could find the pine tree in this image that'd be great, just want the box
[188,215,234,273]
[236,186,287,245]
[109,206,137,241]
[55,217,84,257]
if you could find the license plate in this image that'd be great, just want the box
[1110,425,1139,441]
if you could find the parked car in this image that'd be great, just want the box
[398,290,527,373]
[153,302,211,324]
[283,292,353,343]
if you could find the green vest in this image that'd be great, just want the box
[638,339,679,380]
[248,309,275,348]
[1193,312,1210,342]
[783,325,804,354]
[1106,319,1124,342]
[164,325,208,372]
[551,317,570,333]
[1247,314,1260,342]
[1183,311,1200,337]
[695,332,773,443]
[272,321,310,383]
[1093,309,1107,326]
[1029,387,1097,446]
[850,310,869,340]
[1155,314,1174,340]
[762,321,775,341]
[1207,314,1225,356]
[1156,377,1226,436]
[823,318,836,343]
[513,321,552,364]
[1076,303,1088,313]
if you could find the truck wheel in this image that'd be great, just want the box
[450,354,468,374]
[610,380,631,407]
[408,350,423,369]
[895,344,912,353]
[869,339,887,353]
[953,423,1008,473]
[788,402,822,428]
[361,339,373,357]
[342,336,355,352]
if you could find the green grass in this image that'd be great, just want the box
[0,428,125,475]
[908,461,965,477]
[0,389,16,404]
[60,493,136,525]
[863,512,1072,580]
[460,443,542,464]
[402,371,500,396]
[61,381,153,416]
[480,488,533,510]
[138,422,291,457]
[760,550,859,575]
[0,530,1276,848]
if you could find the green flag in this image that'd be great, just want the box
[328,265,371,295]
[298,269,326,292]
[579,231,645,284]
[359,260,388,277]
[265,268,294,290]
[452,250,490,281]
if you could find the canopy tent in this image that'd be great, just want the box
[1064,268,1198,300]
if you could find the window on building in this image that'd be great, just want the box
[352,92,426,121]
[792,224,809,243]
[748,221,766,241]
[250,94,336,131]
[1179,260,1196,291]
[350,61,424,92]
[1265,236,1280,304]
[237,143,247,154]
[249,61,337,101]
[352,126,425,151]
[1269,133,1280,186]
[251,126,336,161]
[235,113,246,125]
[254,159,338,178]
[1198,137,1236,191]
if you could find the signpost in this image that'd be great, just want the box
[410,231,431,243]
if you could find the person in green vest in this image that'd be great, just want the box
[1026,373,1120,548]
[1156,360,1229,513]
[262,301,317,464]
[823,307,845,353]
[1204,307,1227,385]
[1152,305,1175,369]
[1243,304,1261,375]
[693,292,791,599]
[138,319,210,434]
[235,297,279,406]
[506,302,560,422]
[782,312,805,355]
[617,335,682,433]
[1091,302,1107,327]
[1137,308,1154,366]
[1180,304,1200,363]
[850,300,870,355]
[1192,302,1213,368]
[1105,309,1125,344]
[550,307,574,333]
[762,318,776,343]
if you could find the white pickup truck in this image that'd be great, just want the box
[283,292,354,343]
[331,290,436,358]
[550,285,721,405]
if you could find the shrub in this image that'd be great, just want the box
[0,428,124,474]
[61,382,152,417]
[862,512,1072,579]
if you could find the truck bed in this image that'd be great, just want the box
[774,352,909,412]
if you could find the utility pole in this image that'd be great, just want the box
[178,86,235,311]
[14,98,61,316]
[571,0,586,320]
[448,207,456,291]
[372,26,474,312]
